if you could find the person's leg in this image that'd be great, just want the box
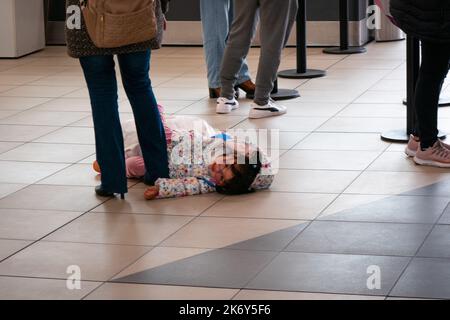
[200,0,233,89]
[220,0,259,100]
[415,41,450,149]
[229,0,253,85]
[253,0,297,106]
[126,156,146,178]
[79,55,127,194]
[118,50,170,185]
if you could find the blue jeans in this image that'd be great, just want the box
[200,0,251,88]
[80,50,169,194]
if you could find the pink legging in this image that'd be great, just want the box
[126,156,146,178]
[126,104,171,179]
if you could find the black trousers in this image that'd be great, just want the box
[80,50,170,194]
[415,41,450,149]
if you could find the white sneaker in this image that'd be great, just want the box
[249,100,287,119]
[216,97,239,114]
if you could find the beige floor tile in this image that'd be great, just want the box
[45,212,193,246]
[114,246,210,279]
[177,99,252,116]
[0,85,80,98]
[279,102,346,117]
[194,115,246,130]
[34,127,95,145]
[344,171,450,195]
[294,90,361,104]
[280,150,381,171]
[0,86,17,93]
[0,239,32,261]
[0,97,51,111]
[0,110,89,126]
[317,117,404,133]
[0,208,82,240]
[234,290,384,300]
[0,142,22,154]
[354,90,405,104]
[293,133,389,151]
[29,75,86,87]
[153,87,209,101]
[77,154,97,164]
[234,117,327,132]
[338,103,405,118]
[0,276,101,300]
[0,183,27,199]
[1,65,70,76]
[329,58,403,70]
[68,114,135,128]
[271,169,359,193]
[202,192,336,220]
[93,189,223,216]
[0,125,59,142]
[32,98,92,112]
[370,79,406,92]
[0,185,106,212]
[86,283,237,300]
[0,110,21,120]
[161,217,303,249]
[0,143,95,163]
[0,161,69,184]
[0,241,150,281]
[367,152,449,173]
[37,164,103,187]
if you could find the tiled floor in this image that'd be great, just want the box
[1,42,450,300]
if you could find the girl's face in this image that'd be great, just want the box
[208,154,236,186]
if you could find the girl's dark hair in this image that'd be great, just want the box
[215,150,262,196]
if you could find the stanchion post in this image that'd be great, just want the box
[279,0,326,79]
[323,0,367,55]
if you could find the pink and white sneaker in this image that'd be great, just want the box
[405,135,420,157]
[413,140,450,168]
[406,135,450,158]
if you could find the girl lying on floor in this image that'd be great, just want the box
[93,107,274,200]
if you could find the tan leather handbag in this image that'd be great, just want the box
[80,0,157,48]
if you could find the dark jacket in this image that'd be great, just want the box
[390,0,450,43]
[65,0,170,58]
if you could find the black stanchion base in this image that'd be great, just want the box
[403,97,450,107]
[247,88,300,101]
[381,130,447,143]
[323,46,367,55]
[278,69,327,79]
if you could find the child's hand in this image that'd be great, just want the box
[144,186,160,200]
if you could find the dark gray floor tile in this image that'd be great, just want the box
[247,252,409,296]
[114,249,277,289]
[390,258,450,299]
[438,205,450,225]
[417,225,450,258]
[227,224,308,252]
[319,196,448,224]
[404,179,450,197]
[286,221,432,256]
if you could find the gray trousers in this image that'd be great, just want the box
[220,0,298,105]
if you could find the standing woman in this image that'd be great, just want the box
[200,0,256,101]
[65,0,171,198]
[391,0,450,167]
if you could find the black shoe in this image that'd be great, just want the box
[95,185,125,199]
[209,87,240,99]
